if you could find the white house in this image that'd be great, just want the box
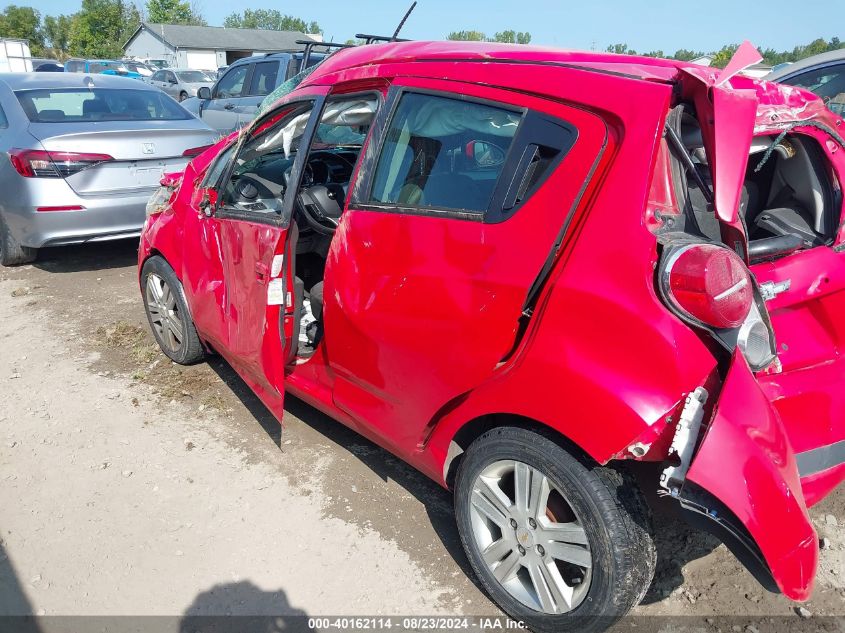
[123,22,322,70]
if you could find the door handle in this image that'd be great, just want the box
[224,104,235,110]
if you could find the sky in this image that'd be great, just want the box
[28,0,845,54]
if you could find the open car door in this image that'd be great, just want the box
[199,87,328,419]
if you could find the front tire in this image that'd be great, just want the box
[0,214,36,266]
[140,255,204,365]
[454,427,656,633]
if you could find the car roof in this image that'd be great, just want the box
[306,41,699,85]
[767,49,845,82]
[0,73,160,91]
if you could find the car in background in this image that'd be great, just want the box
[32,58,64,72]
[0,73,216,266]
[181,50,326,134]
[140,58,171,71]
[148,68,214,102]
[64,59,143,80]
[139,41,845,632]
[122,60,155,79]
[767,49,845,115]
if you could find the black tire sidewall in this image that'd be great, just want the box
[140,256,203,365]
[0,213,36,266]
[454,428,642,633]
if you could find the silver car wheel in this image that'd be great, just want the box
[145,273,184,352]
[469,460,592,614]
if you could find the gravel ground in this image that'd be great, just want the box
[0,241,842,631]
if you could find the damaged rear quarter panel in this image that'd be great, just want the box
[686,351,817,601]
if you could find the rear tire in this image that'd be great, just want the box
[0,214,36,266]
[454,427,656,633]
[140,255,204,365]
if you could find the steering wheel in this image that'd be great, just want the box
[296,182,346,235]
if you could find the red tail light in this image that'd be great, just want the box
[663,244,753,329]
[182,145,212,158]
[8,149,113,178]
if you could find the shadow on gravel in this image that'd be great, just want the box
[179,581,313,633]
[0,540,40,632]
[207,358,282,447]
[205,355,478,592]
[638,485,721,605]
[32,240,139,274]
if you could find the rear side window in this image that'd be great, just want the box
[151,70,164,82]
[369,93,521,214]
[15,88,191,122]
[784,64,845,115]
[248,62,279,97]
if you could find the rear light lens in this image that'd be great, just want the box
[664,244,753,329]
[660,242,776,371]
[146,173,183,218]
[182,145,212,158]
[8,149,113,178]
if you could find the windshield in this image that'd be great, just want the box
[177,71,211,83]
[16,88,192,122]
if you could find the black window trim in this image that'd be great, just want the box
[350,85,578,224]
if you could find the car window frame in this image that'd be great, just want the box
[247,60,281,98]
[212,94,326,228]
[351,86,578,224]
[151,70,163,83]
[213,63,250,100]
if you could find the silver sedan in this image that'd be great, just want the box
[0,73,217,266]
[148,68,215,102]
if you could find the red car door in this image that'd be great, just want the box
[185,88,328,418]
[321,77,608,456]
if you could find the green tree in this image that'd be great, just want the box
[223,9,320,34]
[146,0,204,25]
[43,14,72,58]
[672,48,705,61]
[492,30,531,44]
[710,43,740,68]
[605,43,636,55]
[68,0,141,58]
[0,5,45,55]
[446,30,486,42]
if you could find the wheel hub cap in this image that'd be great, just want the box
[145,273,184,353]
[469,459,592,614]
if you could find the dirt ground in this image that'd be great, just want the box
[0,240,842,629]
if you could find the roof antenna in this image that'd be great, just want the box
[391,2,417,41]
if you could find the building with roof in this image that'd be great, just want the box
[123,22,322,71]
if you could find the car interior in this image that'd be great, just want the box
[668,104,840,263]
[218,92,520,357]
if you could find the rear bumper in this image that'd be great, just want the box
[2,186,154,249]
[682,352,820,601]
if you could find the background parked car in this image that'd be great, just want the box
[149,68,214,102]
[0,73,216,266]
[122,60,155,79]
[181,51,325,134]
[32,58,64,72]
[767,49,845,115]
[64,59,143,80]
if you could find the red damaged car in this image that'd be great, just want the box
[138,41,844,632]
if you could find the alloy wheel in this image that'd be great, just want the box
[145,273,185,353]
[469,460,592,614]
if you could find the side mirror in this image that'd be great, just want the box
[197,86,212,100]
[169,78,178,84]
[466,140,506,168]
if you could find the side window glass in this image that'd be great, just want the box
[785,64,845,115]
[202,142,236,188]
[220,102,314,213]
[248,62,280,97]
[151,71,162,82]
[0,105,8,129]
[214,65,248,99]
[369,93,521,213]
